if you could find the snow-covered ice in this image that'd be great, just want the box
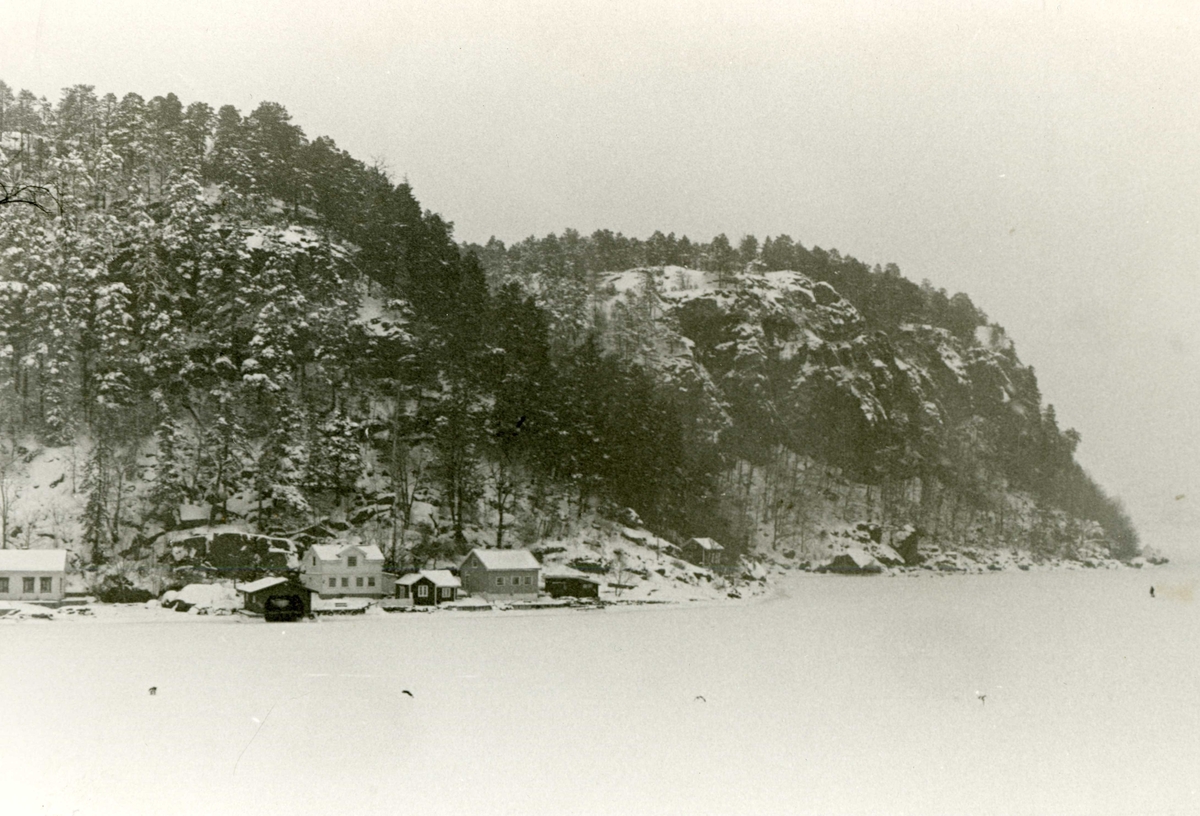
[2,563,1198,815]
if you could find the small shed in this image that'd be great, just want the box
[682,537,725,568]
[824,549,883,575]
[543,569,601,599]
[237,577,314,620]
[0,549,69,604]
[397,570,461,606]
[177,503,212,529]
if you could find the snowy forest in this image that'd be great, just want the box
[0,80,1138,576]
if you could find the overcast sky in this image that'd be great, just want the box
[2,0,1198,553]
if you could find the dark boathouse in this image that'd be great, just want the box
[237,576,314,620]
[543,571,601,599]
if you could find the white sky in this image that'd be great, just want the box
[2,0,1198,552]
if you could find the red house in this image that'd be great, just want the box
[396,570,461,606]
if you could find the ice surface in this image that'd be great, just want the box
[2,565,1197,815]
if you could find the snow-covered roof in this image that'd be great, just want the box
[178,503,211,522]
[236,576,289,594]
[463,548,541,571]
[833,549,881,569]
[689,537,725,551]
[543,567,601,584]
[399,570,461,588]
[309,542,385,562]
[0,549,68,572]
[166,524,293,546]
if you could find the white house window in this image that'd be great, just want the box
[524,576,531,585]
[417,585,429,597]
[0,577,8,592]
[312,556,317,566]
[23,577,35,593]
[40,577,52,593]
[348,556,358,567]
[356,577,364,587]
[496,577,504,586]
[341,577,349,587]
[368,577,375,587]
[329,577,337,587]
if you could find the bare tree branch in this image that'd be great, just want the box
[0,179,59,214]
[0,147,61,214]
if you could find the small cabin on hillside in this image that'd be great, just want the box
[459,548,540,598]
[0,549,69,605]
[396,570,461,606]
[682,537,725,568]
[177,503,212,529]
[302,541,394,598]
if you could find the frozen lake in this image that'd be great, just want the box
[3,563,1198,816]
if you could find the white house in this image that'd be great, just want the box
[301,541,394,598]
[0,549,69,604]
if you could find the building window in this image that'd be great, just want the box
[312,556,317,566]
[356,577,364,587]
[40,577,52,593]
[329,577,337,587]
[0,577,8,593]
[23,577,35,593]
[417,585,429,597]
[341,577,349,587]
[441,588,453,599]
[348,556,357,567]
[496,577,504,586]
[368,577,375,587]
[524,576,532,585]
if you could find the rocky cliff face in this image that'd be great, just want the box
[586,265,1119,562]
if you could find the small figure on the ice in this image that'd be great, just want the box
[1150,586,1155,598]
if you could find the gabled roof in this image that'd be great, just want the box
[463,548,540,571]
[0,549,69,572]
[309,542,385,562]
[236,576,289,594]
[831,548,882,570]
[689,537,725,551]
[399,569,462,588]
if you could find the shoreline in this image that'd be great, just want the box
[0,554,1165,625]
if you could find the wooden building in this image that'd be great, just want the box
[543,569,601,599]
[0,549,68,605]
[301,541,394,598]
[396,570,461,606]
[459,548,540,598]
[682,537,725,568]
[236,576,314,620]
